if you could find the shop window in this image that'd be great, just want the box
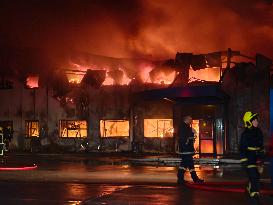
[60,120,87,138]
[144,119,173,138]
[100,120,129,137]
[25,121,39,137]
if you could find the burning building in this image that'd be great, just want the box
[0,46,272,156]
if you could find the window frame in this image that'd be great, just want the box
[144,118,174,138]
[100,119,130,138]
[25,120,40,138]
[59,120,88,138]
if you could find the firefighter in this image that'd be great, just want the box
[4,126,13,151]
[0,126,3,142]
[177,115,204,185]
[239,111,265,201]
[0,126,3,154]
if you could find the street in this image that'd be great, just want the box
[0,154,272,204]
[1,181,273,205]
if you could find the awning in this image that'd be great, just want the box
[134,84,229,105]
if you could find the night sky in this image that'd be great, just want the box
[0,0,272,59]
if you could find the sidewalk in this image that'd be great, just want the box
[129,157,242,166]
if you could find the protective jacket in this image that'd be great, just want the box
[239,127,264,165]
[178,122,195,154]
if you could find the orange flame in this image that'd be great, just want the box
[189,67,220,82]
[26,75,39,88]
[66,74,84,84]
[102,72,114,85]
[139,65,176,84]
[67,62,220,86]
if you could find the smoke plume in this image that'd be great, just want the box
[0,0,272,65]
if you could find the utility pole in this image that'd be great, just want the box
[226,48,232,70]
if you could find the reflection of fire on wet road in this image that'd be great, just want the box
[81,185,131,204]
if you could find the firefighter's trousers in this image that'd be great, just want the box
[246,165,260,197]
[177,154,199,182]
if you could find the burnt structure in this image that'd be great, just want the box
[0,47,272,155]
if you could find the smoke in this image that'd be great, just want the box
[0,0,272,62]
[129,0,273,59]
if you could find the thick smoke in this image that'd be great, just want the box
[0,0,272,62]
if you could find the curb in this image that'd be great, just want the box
[129,158,242,165]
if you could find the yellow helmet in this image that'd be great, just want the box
[243,111,258,128]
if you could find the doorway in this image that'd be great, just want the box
[192,119,224,156]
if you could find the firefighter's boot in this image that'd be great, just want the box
[177,167,187,185]
[190,170,204,183]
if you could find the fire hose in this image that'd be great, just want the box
[0,164,38,171]
[185,181,273,195]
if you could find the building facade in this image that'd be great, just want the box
[0,50,271,155]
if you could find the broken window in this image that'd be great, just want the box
[100,120,129,137]
[25,121,39,137]
[60,120,87,138]
[25,75,39,88]
[144,119,174,138]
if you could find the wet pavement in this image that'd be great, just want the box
[0,154,272,204]
[1,182,273,205]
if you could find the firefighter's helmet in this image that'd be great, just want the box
[0,127,2,133]
[243,111,258,128]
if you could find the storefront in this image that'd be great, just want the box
[135,83,228,156]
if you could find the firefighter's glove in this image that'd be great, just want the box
[258,164,264,174]
[257,160,264,166]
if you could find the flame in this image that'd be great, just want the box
[151,71,176,84]
[26,75,39,88]
[66,63,88,84]
[68,63,132,86]
[189,67,220,82]
[139,65,154,82]
[103,67,131,86]
[120,69,132,85]
[66,74,84,84]
[102,72,114,85]
[139,65,176,85]
[71,63,91,71]
[67,61,219,86]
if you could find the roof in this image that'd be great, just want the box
[135,84,229,105]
